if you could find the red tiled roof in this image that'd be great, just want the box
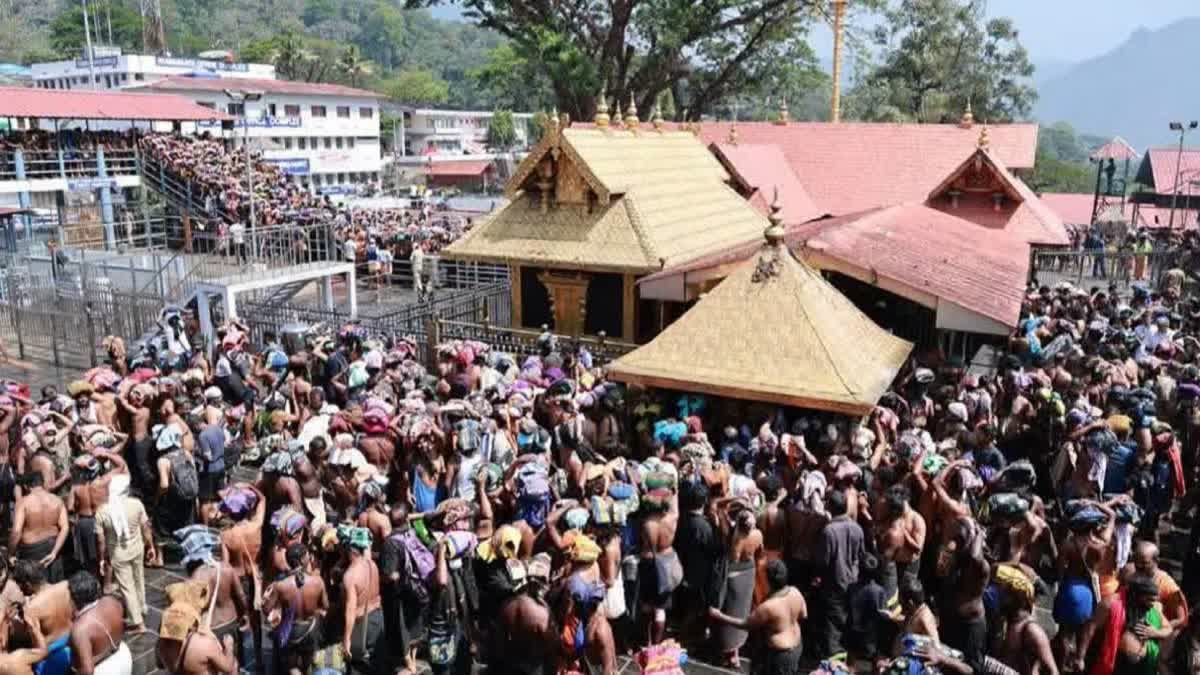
[1137,148,1200,194]
[709,143,822,224]
[127,75,379,99]
[1039,192,1200,230]
[428,160,492,176]
[0,86,230,121]
[689,121,1038,215]
[1090,137,1138,161]
[800,204,1029,327]
[1039,192,1096,225]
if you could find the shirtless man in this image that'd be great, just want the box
[12,560,73,644]
[257,452,303,517]
[186,547,249,661]
[935,517,990,675]
[875,484,925,599]
[1058,499,1118,671]
[710,559,807,675]
[265,544,327,675]
[355,482,391,554]
[67,572,130,675]
[993,565,1058,675]
[221,482,265,662]
[294,439,325,532]
[787,473,830,593]
[638,487,680,645]
[0,611,48,675]
[68,451,128,577]
[757,476,788,605]
[116,387,153,498]
[494,587,554,675]
[341,528,383,673]
[10,471,69,583]
[1120,541,1187,629]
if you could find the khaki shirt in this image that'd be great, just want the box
[97,496,148,563]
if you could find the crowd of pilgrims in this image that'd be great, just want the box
[137,134,472,265]
[1,130,140,178]
[6,261,1200,675]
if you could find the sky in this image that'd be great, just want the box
[805,0,1199,68]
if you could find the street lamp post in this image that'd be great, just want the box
[1168,120,1198,229]
[225,89,264,262]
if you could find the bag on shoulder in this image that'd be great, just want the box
[168,450,199,501]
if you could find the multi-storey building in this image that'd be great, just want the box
[31,46,275,91]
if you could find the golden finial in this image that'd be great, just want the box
[768,186,783,228]
[978,123,990,150]
[594,93,610,128]
[624,98,639,129]
[549,107,560,135]
[777,99,790,125]
[651,103,664,131]
[727,123,738,146]
[960,99,974,128]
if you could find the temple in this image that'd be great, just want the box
[607,204,912,415]
[442,102,770,342]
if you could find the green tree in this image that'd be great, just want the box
[472,44,554,111]
[529,111,551,144]
[383,69,450,105]
[485,109,518,151]
[1029,150,1096,194]
[852,0,1036,123]
[49,2,143,58]
[338,45,373,87]
[404,0,832,121]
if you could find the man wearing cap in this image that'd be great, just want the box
[96,473,155,634]
[68,449,128,578]
[154,425,197,536]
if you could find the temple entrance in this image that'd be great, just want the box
[824,271,937,347]
[584,272,623,338]
[518,265,552,329]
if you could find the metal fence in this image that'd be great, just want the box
[1030,248,1183,290]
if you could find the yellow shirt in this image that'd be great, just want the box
[97,496,148,563]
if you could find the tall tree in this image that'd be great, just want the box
[852,0,1036,123]
[49,1,142,58]
[383,69,450,105]
[485,109,518,150]
[338,45,373,87]
[404,0,826,121]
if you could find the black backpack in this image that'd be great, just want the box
[167,450,199,501]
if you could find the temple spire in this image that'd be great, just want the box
[651,103,664,131]
[624,98,639,129]
[960,99,974,128]
[594,93,610,128]
[978,123,990,150]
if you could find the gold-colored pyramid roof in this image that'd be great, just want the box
[607,228,912,415]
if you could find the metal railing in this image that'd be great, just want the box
[433,317,636,367]
[0,148,138,181]
[1030,248,1183,290]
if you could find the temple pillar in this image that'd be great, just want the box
[622,273,636,342]
[538,270,590,336]
[509,264,522,328]
[12,150,33,241]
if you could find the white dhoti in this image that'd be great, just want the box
[304,492,327,533]
[93,642,133,675]
[604,569,626,620]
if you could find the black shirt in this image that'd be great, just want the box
[674,510,719,593]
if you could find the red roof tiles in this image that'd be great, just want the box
[0,86,230,121]
[709,143,822,224]
[428,160,493,176]
[1137,148,1200,195]
[1090,137,1139,161]
[127,75,379,99]
[1039,192,1199,230]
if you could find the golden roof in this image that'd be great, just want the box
[607,230,913,415]
[444,126,766,272]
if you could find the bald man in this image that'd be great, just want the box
[1122,541,1188,629]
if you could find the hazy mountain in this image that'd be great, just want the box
[1035,18,1200,151]
[1033,58,1075,86]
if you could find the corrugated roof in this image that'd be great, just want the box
[127,75,379,99]
[608,232,912,415]
[1136,148,1200,194]
[447,126,768,272]
[799,204,1029,328]
[710,143,823,224]
[1090,137,1139,161]
[1040,192,1200,230]
[429,160,492,176]
[0,85,230,121]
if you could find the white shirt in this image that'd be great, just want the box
[344,240,357,262]
[229,222,245,245]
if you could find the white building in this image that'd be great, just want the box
[31,46,275,91]
[129,76,382,193]
[393,107,534,157]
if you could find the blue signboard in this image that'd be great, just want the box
[155,56,249,72]
[67,178,118,191]
[266,158,310,175]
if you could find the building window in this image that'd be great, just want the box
[324,137,332,149]
[284,104,300,116]
[121,73,128,81]
[104,75,112,87]
[336,106,350,118]
[284,138,293,149]
[338,173,346,184]
[347,137,355,148]
[134,73,144,81]
[359,107,373,119]
[298,137,307,150]
[335,137,344,149]
[196,101,215,109]
[311,105,326,117]
[227,102,244,116]
[267,103,277,116]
